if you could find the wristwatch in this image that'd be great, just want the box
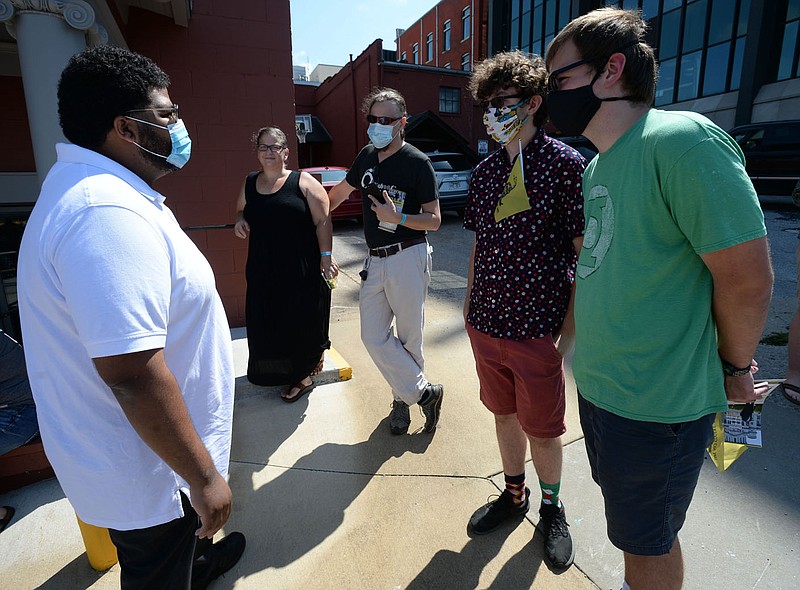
[720,359,752,377]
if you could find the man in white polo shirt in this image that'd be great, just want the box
[18,45,244,589]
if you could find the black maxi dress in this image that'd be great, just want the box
[243,170,331,386]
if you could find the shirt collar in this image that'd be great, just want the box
[55,143,167,205]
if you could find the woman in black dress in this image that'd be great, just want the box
[234,126,338,401]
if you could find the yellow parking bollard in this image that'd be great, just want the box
[75,514,118,571]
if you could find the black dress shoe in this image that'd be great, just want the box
[191,531,246,590]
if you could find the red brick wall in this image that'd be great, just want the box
[307,41,486,167]
[0,76,35,172]
[124,0,296,327]
[397,0,487,71]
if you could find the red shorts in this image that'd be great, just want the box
[466,323,566,439]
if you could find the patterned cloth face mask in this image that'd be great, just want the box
[483,99,529,145]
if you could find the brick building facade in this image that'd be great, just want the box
[396,0,489,71]
[0,0,296,330]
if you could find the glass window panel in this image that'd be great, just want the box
[678,50,702,101]
[533,5,543,40]
[511,18,520,49]
[642,0,659,20]
[683,0,708,53]
[730,36,746,90]
[523,0,532,11]
[532,39,543,57]
[512,0,521,20]
[559,0,571,28]
[664,0,682,11]
[535,0,543,6]
[546,0,556,34]
[522,13,532,48]
[778,20,799,81]
[656,58,676,106]
[605,0,619,6]
[708,0,735,45]
[703,41,730,96]
[789,0,800,21]
[738,0,750,36]
[660,9,680,59]
[623,0,638,9]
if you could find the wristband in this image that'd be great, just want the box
[720,358,752,377]
[400,213,407,226]
[320,251,332,257]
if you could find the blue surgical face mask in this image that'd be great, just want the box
[367,122,397,149]
[126,116,192,169]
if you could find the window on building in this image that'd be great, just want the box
[778,0,800,80]
[412,43,419,64]
[439,87,460,113]
[461,52,470,71]
[443,20,451,51]
[682,0,708,54]
[401,51,407,63]
[444,62,451,69]
[462,6,471,40]
[655,58,676,106]
[426,32,433,62]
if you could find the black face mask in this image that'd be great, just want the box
[547,69,634,136]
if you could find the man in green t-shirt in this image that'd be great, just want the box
[545,8,773,590]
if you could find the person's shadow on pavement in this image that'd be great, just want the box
[405,516,548,589]
[225,416,433,578]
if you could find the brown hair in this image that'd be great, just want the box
[252,126,287,148]
[546,7,657,105]
[361,87,407,118]
[469,50,548,127]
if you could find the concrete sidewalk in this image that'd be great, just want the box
[2,215,800,588]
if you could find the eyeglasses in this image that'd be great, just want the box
[546,56,604,92]
[256,144,286,153]
[126,104,179,121]
[482,94,525,109]
[547,40,639,92]
[366,115,402,125]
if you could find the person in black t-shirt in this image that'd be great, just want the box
[329,88,444,436]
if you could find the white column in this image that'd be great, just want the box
[0,1,107,186]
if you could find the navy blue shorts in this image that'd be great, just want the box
[578,393,714,556]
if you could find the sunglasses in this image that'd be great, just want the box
[482,95,527,110]
[256,144,286,153]
[366,115,403,125]
[126,104,179,120]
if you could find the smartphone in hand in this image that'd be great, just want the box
[364,183,386,204]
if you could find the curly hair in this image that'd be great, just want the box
[58,45,170,150]
[546,8,657,105]
[469,51,548,127]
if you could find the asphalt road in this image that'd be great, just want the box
[331,202,800,380]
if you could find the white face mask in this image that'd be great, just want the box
[482,100,529,145]
[367,122,397,149]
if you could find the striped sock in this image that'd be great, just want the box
[539,478,561,508]
[505,472,526,506]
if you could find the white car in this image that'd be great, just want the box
[426,151,473,213]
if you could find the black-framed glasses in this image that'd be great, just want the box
[256,144,286,153]
[366,115,402,125]
[126,104,179,120]
[546,56,604,92]
[482,94,525,109]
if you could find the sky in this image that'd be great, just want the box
[290,0,441,72]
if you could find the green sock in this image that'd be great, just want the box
[539,478,561,508]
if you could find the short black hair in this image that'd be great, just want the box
[58,45,170,150]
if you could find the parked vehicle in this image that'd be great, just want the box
[301,166,362,222]
[426,151,473,213]
[729,120,800,200]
